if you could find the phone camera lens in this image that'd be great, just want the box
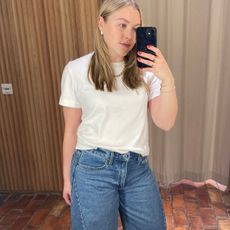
[146,29,152,38]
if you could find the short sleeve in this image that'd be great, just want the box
[143,71,162,101]
[59,63,81,108]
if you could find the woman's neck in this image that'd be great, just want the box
[110,54,124,63]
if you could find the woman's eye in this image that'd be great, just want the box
[120,23,127,29]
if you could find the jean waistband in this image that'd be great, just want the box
[77,147,147,162]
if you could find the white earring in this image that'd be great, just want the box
[100,30,103,35]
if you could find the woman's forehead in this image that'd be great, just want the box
[108,6,141,25]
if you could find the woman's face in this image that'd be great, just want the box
[99,6,141,62]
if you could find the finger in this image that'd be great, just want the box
[147,45,162,57]
[65,200,70,206]
[63,194,71,206]
[65,197,71,206]
[137,51,156,62]
[137,57,154,68]
[141,67,155,73]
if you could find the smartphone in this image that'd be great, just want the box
[136,27,157,68]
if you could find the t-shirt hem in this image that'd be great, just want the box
[148,91,161,101]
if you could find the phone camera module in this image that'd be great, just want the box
[146,29,152,38]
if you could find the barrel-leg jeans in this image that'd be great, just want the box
[70,148,166,230]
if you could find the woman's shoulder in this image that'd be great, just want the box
[68,52,94,71]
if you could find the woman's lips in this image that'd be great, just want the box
[120,43,131,49]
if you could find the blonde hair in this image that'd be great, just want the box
[88,0,144,92]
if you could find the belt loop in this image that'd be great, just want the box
[123,152,130,161]
[108,152,114,165]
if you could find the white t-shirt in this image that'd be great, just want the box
[59,52,161,156]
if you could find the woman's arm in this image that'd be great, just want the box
[62,107,82,205]
[148,86,178,131]
[138,46,178,131]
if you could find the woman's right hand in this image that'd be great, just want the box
[63,180,71,205]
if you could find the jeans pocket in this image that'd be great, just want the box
[78,149,109,170]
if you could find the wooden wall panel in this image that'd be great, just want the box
[0,0,101,192]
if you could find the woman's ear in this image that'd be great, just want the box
[98,16,105,31]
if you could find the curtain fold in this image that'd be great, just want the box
[136,0,230,186]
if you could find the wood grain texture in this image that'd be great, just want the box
[0,0,100,191]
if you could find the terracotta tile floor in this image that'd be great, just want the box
[0,183,229,229]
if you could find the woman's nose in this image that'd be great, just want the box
[125,29,133,41]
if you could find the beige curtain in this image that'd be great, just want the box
[136,0,230,186]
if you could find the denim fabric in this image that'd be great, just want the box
[70,148,166,230]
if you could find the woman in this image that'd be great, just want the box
[59,0,177,229]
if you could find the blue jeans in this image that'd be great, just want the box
[70,148,166,230]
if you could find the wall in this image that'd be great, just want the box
[0,0,102,191]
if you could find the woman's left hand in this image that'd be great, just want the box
[137,45,173,82]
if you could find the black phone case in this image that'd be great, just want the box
[136,27,157,68]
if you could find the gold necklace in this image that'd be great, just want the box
[115,70,124,78]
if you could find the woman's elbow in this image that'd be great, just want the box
[153,118,176,131]
[157,123,173,131]
[160,123,175,131]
